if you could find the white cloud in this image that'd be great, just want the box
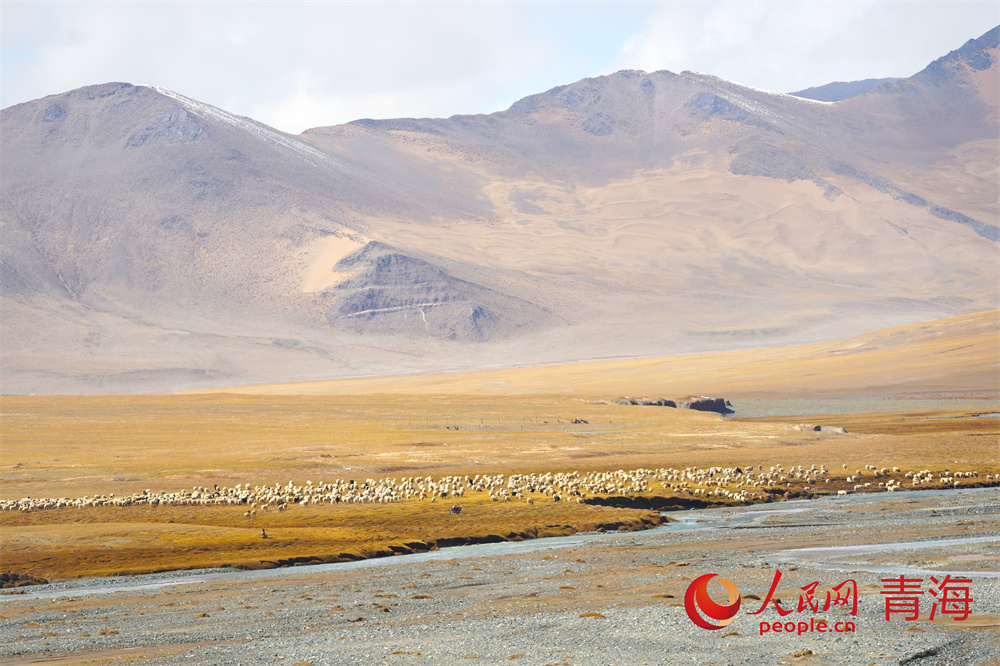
[5,2,648,132]
[2,1,997,133]
[2,2,579,131]
[611,1,999,93]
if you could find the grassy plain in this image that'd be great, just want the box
[1,311,997,580]
[2,393,997,580]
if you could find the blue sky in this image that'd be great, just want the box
[2,1,997,133]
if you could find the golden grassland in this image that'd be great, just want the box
[198,310,999,398]
[1,392,997,580]
[2,311,997,581]
[1,497,662,580]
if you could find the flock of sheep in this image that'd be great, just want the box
[2,464,993,515]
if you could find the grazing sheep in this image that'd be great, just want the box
[6,460,992,516]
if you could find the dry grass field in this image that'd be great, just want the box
[1,312,997,582]
[2,393,996,581]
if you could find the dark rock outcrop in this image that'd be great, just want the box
[615,396,733,414]
[325,241,557,342]
[675,397,733,413]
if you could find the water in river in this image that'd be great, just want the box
[730,397,999,418]
[6,486,997,602]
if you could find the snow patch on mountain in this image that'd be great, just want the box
[145,85,350,171]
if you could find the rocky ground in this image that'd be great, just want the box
[1,487,997,665]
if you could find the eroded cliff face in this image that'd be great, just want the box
[320,242,558,342]
[614,397,733,414]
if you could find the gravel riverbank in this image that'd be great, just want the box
[2,487,998,665]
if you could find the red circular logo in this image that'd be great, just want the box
[684,573,742,630]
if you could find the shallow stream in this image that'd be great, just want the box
[730,397,999,418]
[5,486,997,602]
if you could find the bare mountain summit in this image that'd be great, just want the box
[2,27,997,394]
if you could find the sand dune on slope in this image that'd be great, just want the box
[201,310,998,398]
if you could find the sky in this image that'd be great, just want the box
[2,1,998,134]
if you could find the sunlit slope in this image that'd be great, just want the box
[2,29,997,394]
[209,311,999,397]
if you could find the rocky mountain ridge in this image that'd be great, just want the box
[2,27,997,393]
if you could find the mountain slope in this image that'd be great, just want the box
[2,28,998,394]
[1,84,557,392]
[201,310,1000,399]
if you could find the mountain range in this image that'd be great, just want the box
[2,27,997,394]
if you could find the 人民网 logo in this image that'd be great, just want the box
[684,573,742,630]
[682,569,975,635]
